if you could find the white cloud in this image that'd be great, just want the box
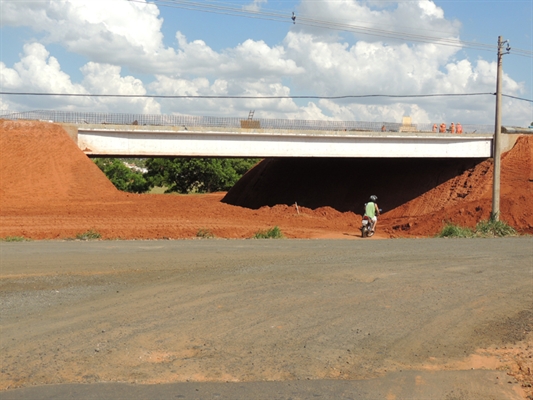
[171,34,304,80]
[281,27,526,125]
[3,0,177,74]
[1,43,84,94]
[244,0,268,12]
[149,75,212,97]
[0,43,89,110]
[149,75,301,118]
[317,99,431,123]
[221,40,305,79]
[1,0,529,125]
[81,63,161,114]
[296,0,460,43]
[284,32,457,96]
[0,43,160,114]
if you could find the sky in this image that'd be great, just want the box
[1,0,532,126]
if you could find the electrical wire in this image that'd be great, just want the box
[4,92,532,104]
[502,94,533,103]
[128,0,533,56]
[0,91,498,99]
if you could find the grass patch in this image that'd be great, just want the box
[0,236,30,242]
[149,186,168,194]
[196,228,215,239]
[75,229,102,240]
[475,217,516,237]
[438,216,516,238]
[438,223,474,238]
[254,226,284,239]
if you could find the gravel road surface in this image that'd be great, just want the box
[1,238,532,399]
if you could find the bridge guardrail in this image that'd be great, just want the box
[1,110,494,134]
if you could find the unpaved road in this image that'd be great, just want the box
[1,238,532,399]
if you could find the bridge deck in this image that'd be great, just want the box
[73,124,495,158]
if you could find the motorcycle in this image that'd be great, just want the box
[360,209,382,238]
[360,216,375,238]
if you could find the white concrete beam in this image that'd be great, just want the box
[77,125,494,158]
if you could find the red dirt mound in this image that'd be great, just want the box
[0,121,359,239]
[0,120,532,239]
[0,120,121,205]
[384,135,533,236]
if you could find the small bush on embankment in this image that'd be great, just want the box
[475,218,517,237]
[196,228,215,239]
[75,230,102,240]
[254,226,284,239]
[0,236,30,242]
[438,223,474,238]
[438,217,516,238]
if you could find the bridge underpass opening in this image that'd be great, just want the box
[91,153,488,215]
[222,157,488,214]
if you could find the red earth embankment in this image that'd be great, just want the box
[1,119,531,239]
[383,135,533,236]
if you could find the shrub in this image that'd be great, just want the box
[196,228,214,239]
[1,236,29,242]
[144,158,260,194]
[475,217,516,237]
[254,226,284,239]
[437,223,474,238]
[76,230,101,240]
[94,158,149,193]
[438,216,516,238]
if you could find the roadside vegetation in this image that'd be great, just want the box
[254,226,284,239]
[94,158,149,193]
[438,224,475,238]
[75,229,102,240]
[196,228,215,239]
[0,236,30,242]
[438,217,517,238]
[94,157,259,194]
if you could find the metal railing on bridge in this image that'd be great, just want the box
[1,110,494,134]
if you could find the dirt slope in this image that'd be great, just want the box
[0,120,120,205]
[383,136,533,236]
[0,119,532,239]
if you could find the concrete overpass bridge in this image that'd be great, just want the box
[3,110,521,158]
[69,124,501,158]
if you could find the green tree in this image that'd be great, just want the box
[144,157,259,193]
[94,158,149,193]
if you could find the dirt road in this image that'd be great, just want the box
[1,238,532,399]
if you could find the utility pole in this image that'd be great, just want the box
[492,36,510,221]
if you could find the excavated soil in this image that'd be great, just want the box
[1,120,533,399]
[0,119,532,240]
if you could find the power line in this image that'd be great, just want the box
[0,91,496,99]
[502,94,533,103]
[4,92,531,103]
[131,0,533,56]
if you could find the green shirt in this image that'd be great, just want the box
[365,202,376,218]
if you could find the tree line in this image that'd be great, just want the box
[94,158,259,194]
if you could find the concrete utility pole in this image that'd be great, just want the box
[492,36,510,221]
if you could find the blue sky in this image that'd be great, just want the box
[1,0,532,126]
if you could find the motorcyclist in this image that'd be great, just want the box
[364,195,380,233]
